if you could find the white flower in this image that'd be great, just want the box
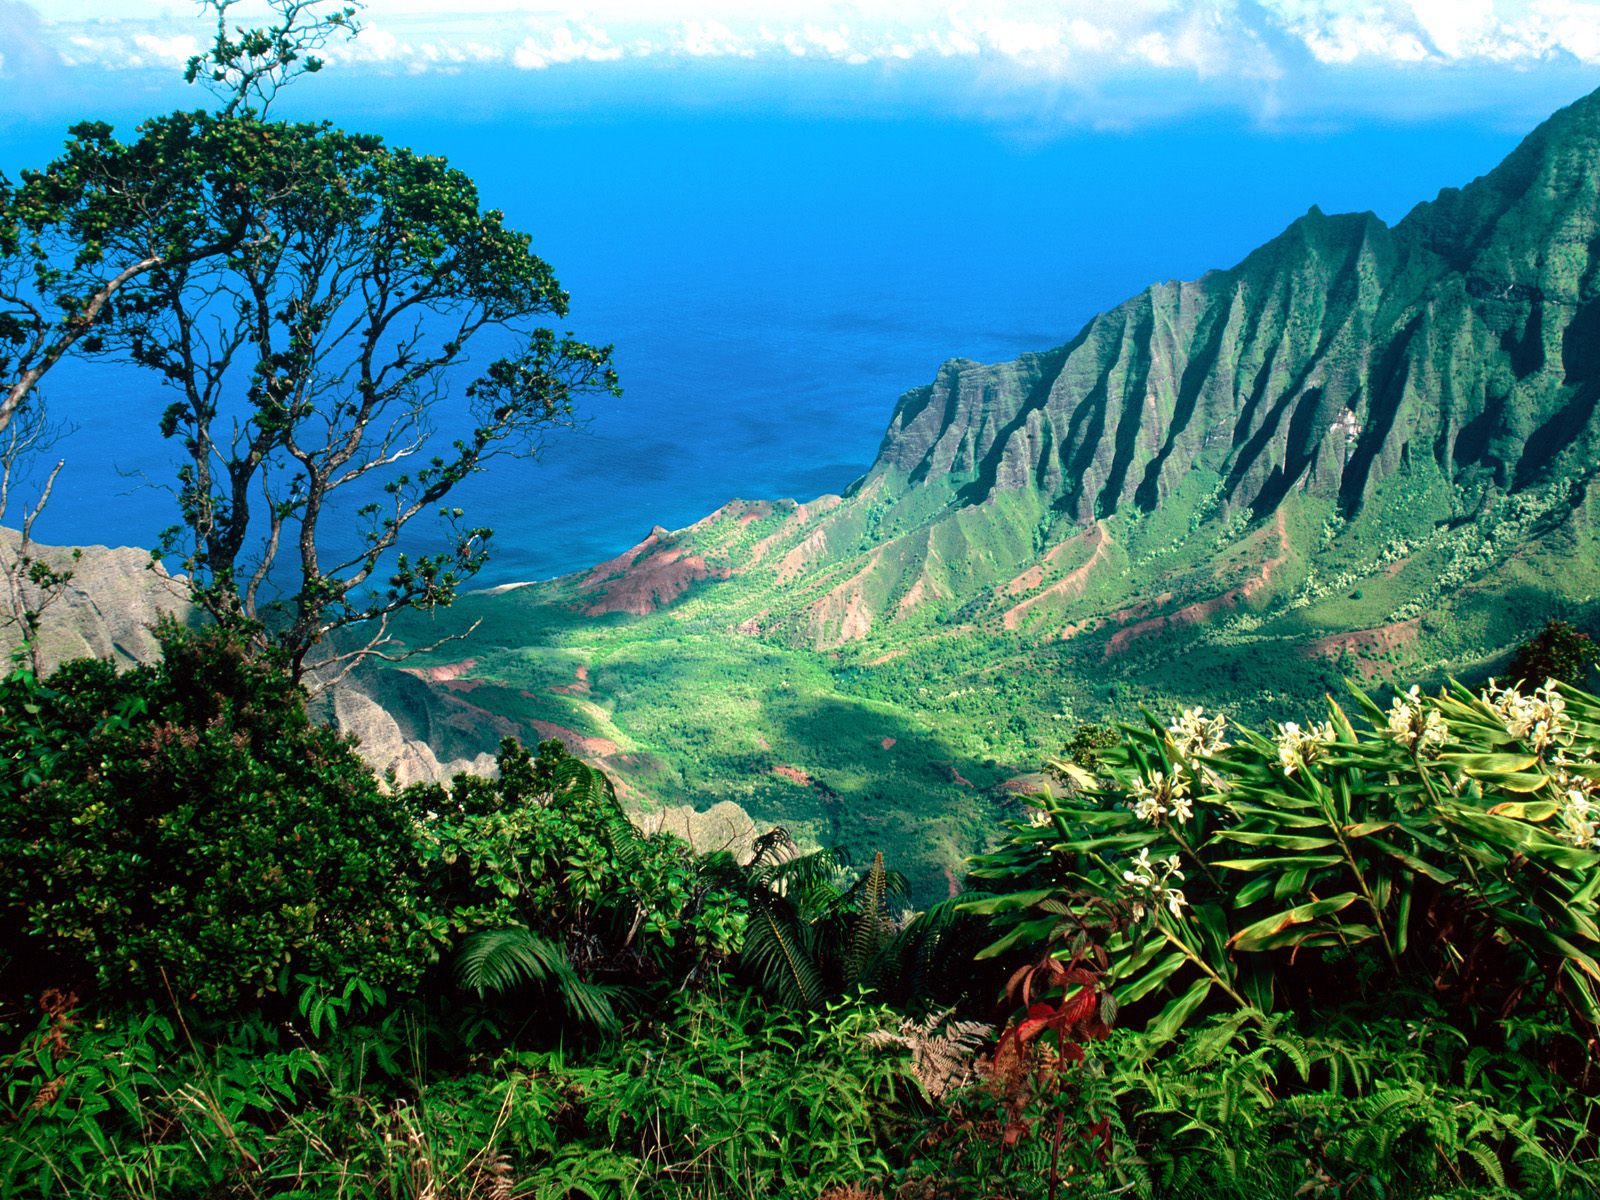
[1276,719,1335,776]
[1132,796,1163,823]
[1553,768,1600,849]
[1387,686,1447,753]
[1482,677,1573,754]
[1121,847,1188,921]
[1167,705,1229,759]
[1127,771,1192,824]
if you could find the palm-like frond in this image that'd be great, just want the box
[456,926,618,1033]
[740,894,827,1009]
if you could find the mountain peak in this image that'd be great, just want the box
[650,86,1600,653]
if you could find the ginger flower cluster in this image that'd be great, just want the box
[1122,848,1187,919]
[1556,776,1600,849]
[1276,720,1336,776]
[1166,705,1229,760]
[1482,678,1573,754]
[1128,770,1192,824]
[1386,686,1448,752]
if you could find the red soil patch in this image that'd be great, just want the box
[1001,773,1050,794]
[866,648,909,666]
[1002,522,1108,598]
[773,764,814,786]
[1002,522,1113,631]
[943,865,962,899]
[527,719,619,758]
[549,662,592,696]
[1304,617,1421,659]
[580,529,729,616]
[881,736,897,750]
[1105,512,1290,656]
[947,765,975,789]
[1384,556,1410,579]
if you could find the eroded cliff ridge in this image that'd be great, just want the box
[544,85,1600,652]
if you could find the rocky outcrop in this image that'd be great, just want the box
[577,526,729,615]
[325,679,499,786]
[0,531,190,672]
[0,530,496,786]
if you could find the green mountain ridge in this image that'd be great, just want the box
[367,87,1600,895]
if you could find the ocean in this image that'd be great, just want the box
[3,98,1528,587]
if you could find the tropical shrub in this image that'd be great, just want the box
[0,622,430,1012]
[961,678,1600,1193]
[410,738,750,1016]
[1512,618,1597,687]
[970,680,1600,1041]
[516,988,910,1197]
[901,1003,1600,1199]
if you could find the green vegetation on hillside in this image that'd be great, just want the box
[8,633,1600,1197]
[346,84,1600,902]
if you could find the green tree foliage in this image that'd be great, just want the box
[0,620,430,1011]
[1511,617,1597,687]
[0,0,620,680]
[412,739,750,997]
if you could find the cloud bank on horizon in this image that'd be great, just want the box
[12,0,1600,125]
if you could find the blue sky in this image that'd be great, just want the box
[4,1,1598,130]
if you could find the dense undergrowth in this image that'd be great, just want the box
[4,621,1600,1197]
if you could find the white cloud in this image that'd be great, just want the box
[512,24,624,69]
[131,32,199,65]
[21,0,1600,126]
[679,20,749,57]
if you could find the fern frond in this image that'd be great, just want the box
[741,896,826,1009]
[456,926,618,1033]
[844,851,889,985]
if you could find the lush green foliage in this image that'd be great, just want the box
[0,622,429,1010]
[8,629,1600,1198]
[971,679,1600,1040]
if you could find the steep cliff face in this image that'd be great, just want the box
[875,85,1600,526]
[591,86,1600,652]
[0,533,190,671]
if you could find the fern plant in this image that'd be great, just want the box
[456,926,619,1034]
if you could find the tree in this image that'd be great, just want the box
[5,0,620,683]
[0,1,364,668]
[1510,618,1597,687]
[0,0,347,437]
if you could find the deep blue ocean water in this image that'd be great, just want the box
[2,97,1534,586]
